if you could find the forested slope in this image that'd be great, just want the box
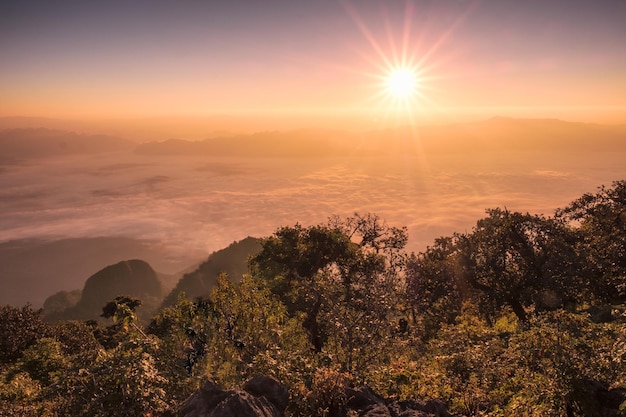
[1,181,625,416]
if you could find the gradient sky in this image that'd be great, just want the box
[1,0,625,122]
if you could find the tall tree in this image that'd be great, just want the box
[457,209,578,323]
[556,180,626,303]
[406,236,464,338]
[249,213,408,373]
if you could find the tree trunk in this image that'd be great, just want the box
[507,296,528,323]
[303,294,323,352]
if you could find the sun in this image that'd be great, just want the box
[386,67,419,99]
[340,0,463,122]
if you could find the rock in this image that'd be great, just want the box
[179,378,287,417]
[79,259,162,311]
[389,399,456,417]
[243,376,290,413]
[179,378,457,417]
[346,386,384,410]
[360,404,392,417]
[346,386,458,417]
[588,305,614,323]
[178,381,231,417]
[575,378,626,416]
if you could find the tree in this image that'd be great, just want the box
[96,296,148,348]
[250,213,408,373]
[16,337,68,387]
[204,274,309,386]
[556,180,626,303]
[456,209,579,323]
[50,320,100,356]
[250,222,354,352]
[0,305,51,367]
[406,236,463,338]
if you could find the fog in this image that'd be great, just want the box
[2,149,623,256]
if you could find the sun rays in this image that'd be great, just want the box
[341,0,472,126]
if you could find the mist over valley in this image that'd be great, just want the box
[1,117,625,307]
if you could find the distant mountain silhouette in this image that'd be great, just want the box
[134,129,350,158]
[360,117,626,156]
[0,237,204,308]
[161,237,262,308]
[134,118,626,158]
[0,128,134,162]
[46,259,162,322]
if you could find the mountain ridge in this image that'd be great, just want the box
[133,117,626,157]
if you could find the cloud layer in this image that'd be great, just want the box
[1,148,624,257]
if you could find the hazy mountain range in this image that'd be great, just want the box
[135,117,626,157]
[0,128,135,163]
[2,117,625,160]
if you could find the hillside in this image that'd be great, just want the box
[44,259,163,322]
[161,237,262,307]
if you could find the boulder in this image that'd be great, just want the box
[388,399,457,417]
[243,375,290,413]
[575,379,626,416]
[179,377,288,417]
[346,386,458,417]
[346,386,385,410]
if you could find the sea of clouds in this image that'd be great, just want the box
[1,150,624,260]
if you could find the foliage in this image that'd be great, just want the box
[0,371,46,416]
[14,338,69,387]
[457,208,580,323]
[53,339,169,417]
[406,236,464,338]
[50,319,101,356]
[0,304,52,368]
[94,295,147,348]
[557,180,626,303]
[294,367,355,417]
[200,274,311,388]
[250,213,408,374]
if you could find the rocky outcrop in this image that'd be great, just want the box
[346,386,458,417]
[573,379,626,417]
[179,376,289,417]
[79,259,162,308]
[179,377,458,417]
[243,376,290,413]
[47,259,163,322]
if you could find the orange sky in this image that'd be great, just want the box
[2,0,625,126]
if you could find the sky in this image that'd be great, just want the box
[1,0,626,124]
